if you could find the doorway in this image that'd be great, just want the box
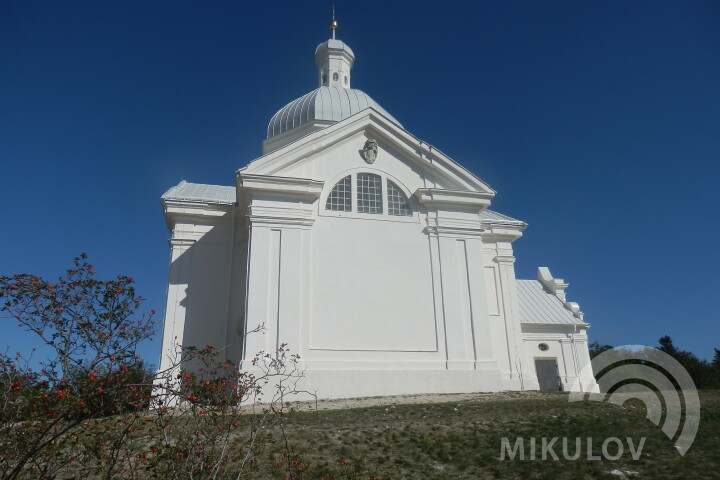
[535,358,562,391]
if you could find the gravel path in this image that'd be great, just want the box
[284,390,555,412]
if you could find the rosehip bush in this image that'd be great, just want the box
[0,254,310,480]
[0,254,156,479]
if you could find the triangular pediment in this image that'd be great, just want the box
[239,109,495,194]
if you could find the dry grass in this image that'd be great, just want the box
[34,390,720,479]
[244,389,720,479]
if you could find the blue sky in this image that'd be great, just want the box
[1,1,718,364]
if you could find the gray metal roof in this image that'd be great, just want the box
[515,280,585,325]
[267,87,402,138]
[161,181,236,204]
[479,209,525,225]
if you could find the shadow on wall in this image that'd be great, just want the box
[166,215,248,373]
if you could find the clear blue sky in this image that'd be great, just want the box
[2,1,718,364]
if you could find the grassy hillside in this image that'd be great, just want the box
[10,390,717,479]
[244,390,719,479]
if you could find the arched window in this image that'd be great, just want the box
[325,175,352,211]
[333,72,339,82]
[387,180,411,216]
[356,173,383,214]
[325,173,412,217]
[344,76,348,85]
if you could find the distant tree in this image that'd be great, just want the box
[588,341,614,359]
[658,335,681,358]
[713,348,720,369]
[655,336,720,390]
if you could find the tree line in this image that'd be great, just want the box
[589,337,720,389]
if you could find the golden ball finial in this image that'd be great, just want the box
[329,20,338,30]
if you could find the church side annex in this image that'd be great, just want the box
[158,22,599,399]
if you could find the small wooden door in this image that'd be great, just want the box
[535,359,562,391]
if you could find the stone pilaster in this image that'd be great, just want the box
[237,174,323,369]
[416,188,498,373]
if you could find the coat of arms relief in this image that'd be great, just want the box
[361,138,378,164]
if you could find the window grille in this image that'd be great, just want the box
[387,180,411,216]
[325,175,352,211]
[356,173,383,214]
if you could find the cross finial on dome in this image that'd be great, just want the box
[329,5,337,40]
[315,10,354,89]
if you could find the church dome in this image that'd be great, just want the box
[266,36,402,140]
[267,86,402,138]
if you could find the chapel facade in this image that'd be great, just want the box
[159,30,599,398]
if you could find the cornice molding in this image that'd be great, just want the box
[163,199,233,215]
[414,188,493,210]
[481,224,524,242]
[168,238,196,249]
[240,109,495,194]
[237,178,321,229]
[248,205,313,219]
[425,224,484,238]
[162,200,234,231]
[247,215,316,228]
[262,120,334,154]
[521,324,590,335]
[237,173,324,200]
[493,255,516,265]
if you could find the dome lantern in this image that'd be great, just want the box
[264,20,402,152]
[315,38,354,89]
[315,9,353,89]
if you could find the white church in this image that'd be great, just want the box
[159,25,598,398]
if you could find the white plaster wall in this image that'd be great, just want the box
[310,216,437,352]
[522,327,598,392]
[179,224,233,353]
[233,127,509,396]
[162,119,600,399]
[483,260,514,376]
[158,210,244,375]
[281,130,455,191]
[223,213,248,366]
[158,237,193,374]
[479,241,535,391]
